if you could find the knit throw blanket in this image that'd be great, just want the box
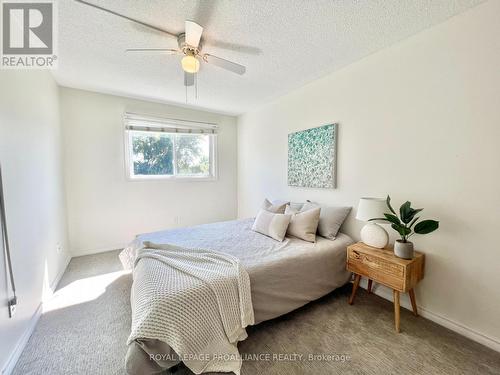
[128,242,254,374]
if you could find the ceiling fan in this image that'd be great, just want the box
[73,0,246,88]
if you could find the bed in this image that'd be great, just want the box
[120,218,353,374]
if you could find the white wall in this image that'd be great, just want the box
[0,71,70,373]
[60,88,238,255]
[238,1,500,349]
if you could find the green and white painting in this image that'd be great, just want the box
[288,124,337,188]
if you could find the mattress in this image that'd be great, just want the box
[121,218,353,374]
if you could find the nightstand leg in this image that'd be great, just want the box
[367,279,373,293]
[409,289,418,316]
[349,274,361,305]
[393,290,400,333]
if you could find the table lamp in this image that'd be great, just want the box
[356,197,389,248]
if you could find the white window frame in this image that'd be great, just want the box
[123,113,218,181]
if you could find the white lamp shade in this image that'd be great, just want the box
[356,197,389,222]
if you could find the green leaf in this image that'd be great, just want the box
[391,223,411,237]
[414,220,439,234]
[383,213,402,226]
[399,201,412,223]
[411,208,423,217]
[386,195,396,215]
[368,218,388,222]
[408,216,420,229]
[403,208,423,224]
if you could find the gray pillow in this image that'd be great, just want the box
[262,198,288,214]
[252,209,292,241]
[285,205,320,242]
[301,202,351,240]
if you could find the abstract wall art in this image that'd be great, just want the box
[287,123,337,188]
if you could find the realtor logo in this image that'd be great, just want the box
[1,0,57,68]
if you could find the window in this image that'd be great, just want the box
[124,113,217,180]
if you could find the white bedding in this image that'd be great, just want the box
[129,244,253,374]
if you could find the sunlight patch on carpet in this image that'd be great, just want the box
[43,270,130,312]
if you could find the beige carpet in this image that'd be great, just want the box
[13,250,500,375]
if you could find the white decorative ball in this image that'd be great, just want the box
[360,223,388,248]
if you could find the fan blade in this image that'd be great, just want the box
[73,0,176,38]
[206,39,262,55]
[203,54,246,75]
[126,48,180,54]
[184,72,195,87]
[185,20,203,48]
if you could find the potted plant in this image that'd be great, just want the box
[370,196,439,259]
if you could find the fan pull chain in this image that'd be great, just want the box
[184,73,198,103]
[195,73,198,99]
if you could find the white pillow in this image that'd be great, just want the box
[289,202,305,211]
[285,205,320,242]
[301,202,351,240]
[262,198,288,214]
[252,209,292,241]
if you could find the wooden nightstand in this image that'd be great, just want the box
[346,242,425,332]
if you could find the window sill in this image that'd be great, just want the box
[127,175,218,182]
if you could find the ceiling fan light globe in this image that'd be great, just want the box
[181,55,200,73]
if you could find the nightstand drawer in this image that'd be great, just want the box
[347,248,405,290]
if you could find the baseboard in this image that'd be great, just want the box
[1,303,42,375]
[1,254,71,375]
[358,279,500,353]
[71,244,126,257]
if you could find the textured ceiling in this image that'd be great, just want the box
[54,0,485,115]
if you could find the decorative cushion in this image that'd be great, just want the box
[301,202,351,240]
[262,198,288,214]
[288,202,305,211]
[272,200,305,212]
[285,205,321,242]
[252,209,292,241]
[284,205,300,215]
